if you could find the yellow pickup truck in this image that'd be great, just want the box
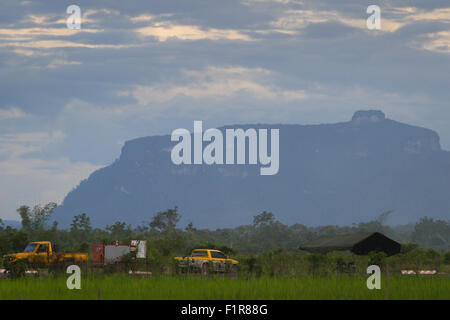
[175,249,239,275]
[2,241,88,268]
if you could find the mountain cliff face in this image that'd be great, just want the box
[53,110,450,228]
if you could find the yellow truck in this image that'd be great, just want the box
[2,241,88,269]
[175,249,239,275]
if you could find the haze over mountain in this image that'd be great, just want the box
[1,220,21,229]
[53,110,450,229]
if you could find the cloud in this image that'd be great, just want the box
[404,7,450,22]
[0,130,65,158]
[419,31,450,53]
[121,66,308,105]
[0,156,101,220]
[0,8,131,54]
[83,8,121,20]
[47,59,82,68]
[22,14,67,26]
[0,27,101,37]
[19,8,120,27]
[130,13,173,23]
[268,6,450,34]
[0,39,138,50]
[0,107,31,120]
[269,8,404,33]
[135,23,253,41]
[11,48,52,56]
[0,128,100,219]
[0,0,450,221]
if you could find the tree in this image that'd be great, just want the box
[426,248,441,269]
[31,203,57,230]
[355,210,393,233]
[105,221,133,241]
[444,252,450,265]
[16,202,57,238]
[0,226,28,257]
[149,207,181,233]
[400,243,419,254]
[185,221,196,232]
[70,213,92,243]
[376,210,393,225]
[412,217,450,251]
[17,206,31,232]
[253,211,275,227]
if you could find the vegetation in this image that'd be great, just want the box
[0,204,449,275]
[0,275,448,300]
[0,204,449,300]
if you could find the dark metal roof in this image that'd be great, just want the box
[299,232,401,256]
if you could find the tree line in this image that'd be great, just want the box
[1,204,449,262]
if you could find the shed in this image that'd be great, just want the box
[299,232,401,256]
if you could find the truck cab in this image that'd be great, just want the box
[3,241,87,268]
[3,241,54,265]
[175,249,239,274]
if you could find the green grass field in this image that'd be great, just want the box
[0,275,449,300]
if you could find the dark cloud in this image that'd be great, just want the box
[0,0,449,219]
[301,21,358,38]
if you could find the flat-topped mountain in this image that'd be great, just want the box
[53,110,450,228]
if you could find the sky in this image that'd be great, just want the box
[0,0,449,221]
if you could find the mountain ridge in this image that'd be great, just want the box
[53,110,450,228]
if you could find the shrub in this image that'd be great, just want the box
[6,259,28,279]
[240,255,262,277]
[444,252,450,265]
[306,253,326,276]
[401,243,419,254]
[368,251,387,269]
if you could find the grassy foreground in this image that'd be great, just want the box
[0,275,449,300]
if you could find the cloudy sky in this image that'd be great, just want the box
[0,0,449,221]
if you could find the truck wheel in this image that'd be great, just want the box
[202,263,209,276]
